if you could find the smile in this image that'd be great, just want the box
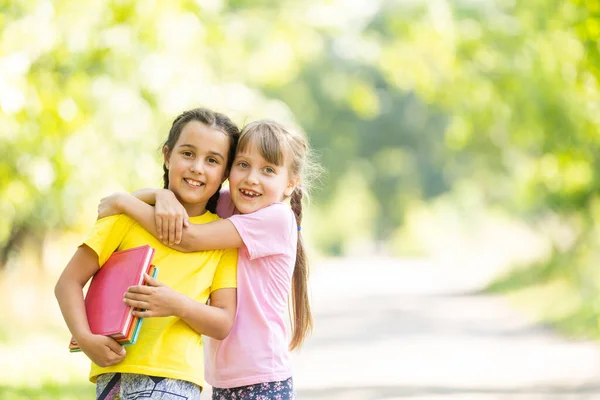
[240,188,261,197]
[184,178,204,187]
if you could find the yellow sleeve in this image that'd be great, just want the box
[210,248,238,292]
[82,215,136,266]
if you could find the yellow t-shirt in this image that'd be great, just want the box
[83,213,237,388]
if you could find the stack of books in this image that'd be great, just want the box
[69,245,157,352]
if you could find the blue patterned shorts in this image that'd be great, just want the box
[96,372,201,400]
[211,377,295,400]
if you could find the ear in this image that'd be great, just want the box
[162,145,170,169]
[284,176,300,197]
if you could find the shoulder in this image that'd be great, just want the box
[93,214,137,232]
[229,203,296,235]
[236,203,293,221]
[261,202,295,219]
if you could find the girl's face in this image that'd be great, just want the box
[164,120,229,217]
[228,139,298,214]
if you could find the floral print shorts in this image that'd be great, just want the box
[212,377,295,400]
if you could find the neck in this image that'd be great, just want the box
[185,204,207,217]
[176,197,208,217]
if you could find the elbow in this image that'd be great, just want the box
[54,279,63,300]
[214,317,235,340]
[175,237,196,253]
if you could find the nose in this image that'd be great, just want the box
[190,159,204,174]
[245,168,259,185]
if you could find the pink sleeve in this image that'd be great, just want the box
[216,188,236,219]
[228,203,296,260]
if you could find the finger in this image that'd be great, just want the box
[132,309,152,318]
[123,297,151,309]
[183,209,190,228]
[105,339,126,356]
[162,216,170,244]
[126,285,153,294]
[168,217,176,245]
[156,214,163,241]
[123,292,151,303]
[143,273,162,287]
[175,215,183,244]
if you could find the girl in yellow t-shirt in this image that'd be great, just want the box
[55,107,240,399]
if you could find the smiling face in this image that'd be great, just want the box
[164,120,230,217]
[228,138,298,214]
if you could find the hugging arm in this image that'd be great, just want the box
[99,189,243,252]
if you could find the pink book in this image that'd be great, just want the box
[83,245,155,338]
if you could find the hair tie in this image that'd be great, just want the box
[297,226,302,231]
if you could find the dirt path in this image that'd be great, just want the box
[292,257,600,399]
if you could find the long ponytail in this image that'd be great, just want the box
[289,187,312,350]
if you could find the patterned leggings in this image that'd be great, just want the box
[96,373,201,400]
[211,377,295,400]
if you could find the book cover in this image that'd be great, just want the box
[69,265,159,352]
[68,246,155,351]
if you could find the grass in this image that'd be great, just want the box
[0,383,94,399]
[485,249,600,340]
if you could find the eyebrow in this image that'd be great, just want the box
[178,144,225,159]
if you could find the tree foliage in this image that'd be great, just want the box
[1,0,600,268]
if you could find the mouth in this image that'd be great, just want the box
[239,188,261,198]
[184,178,204,187]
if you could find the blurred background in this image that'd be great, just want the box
[3,0,600,398]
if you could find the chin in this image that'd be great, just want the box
[238,205,259,214]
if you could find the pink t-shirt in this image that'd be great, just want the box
[204,189,297,388]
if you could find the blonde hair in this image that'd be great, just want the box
[238,120,322,350]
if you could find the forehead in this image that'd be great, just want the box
[177,121,229,151]
[237,135,288,166]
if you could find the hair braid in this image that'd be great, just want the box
[290,188,303,226]
[206,183,222,214]
[162,165,169,189]
[289,187,312,350]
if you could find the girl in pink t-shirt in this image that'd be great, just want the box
[99,119,321,399]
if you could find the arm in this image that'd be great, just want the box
[178,219,243,252]
[177,287,237,340]
[124,275,236,340]
[54,245,127,366]
[130,188,160,205]
[98,190,190,247]
[108,193,244,252]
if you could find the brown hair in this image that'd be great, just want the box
[238,120,322,350]
[163,107,240,214]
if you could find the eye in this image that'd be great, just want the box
[182,151,194,158]
[265,166,275,174]
[237,161,249,168]
[208,157,219,164]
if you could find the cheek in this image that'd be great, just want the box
[228,170,241,184]
[208,164,227,179]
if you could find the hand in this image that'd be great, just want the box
[124,274,185,318]
[98,192,127,219]
[78,333,126,368]
[155,189,189,245]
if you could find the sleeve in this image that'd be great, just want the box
[82,215,135,266]
[228,203,296,260]
[210,247,238,293]
[216,188,236,219]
